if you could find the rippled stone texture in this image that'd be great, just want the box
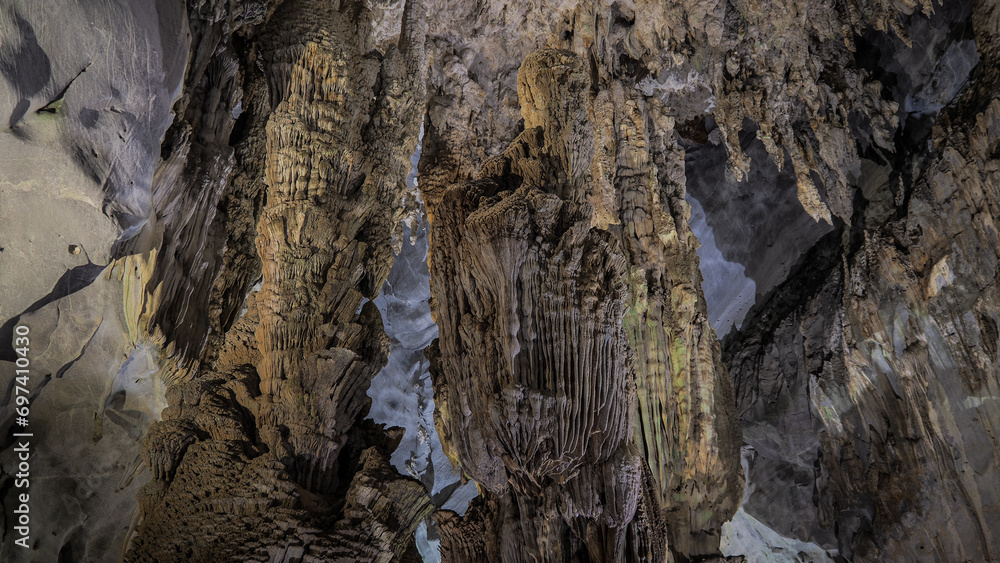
[425,50,657,562]
[126,0,432,560]
[422,45,742,560]
[8,0,1000,561]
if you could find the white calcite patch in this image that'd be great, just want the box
[687,195,756,338]
[721,508,836,563]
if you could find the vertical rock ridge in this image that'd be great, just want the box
[127,0,430,559]
[608,83,744,558]
[425,49,653,562]
[423,45,741,561]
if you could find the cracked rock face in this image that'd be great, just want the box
[4,0,1000,561]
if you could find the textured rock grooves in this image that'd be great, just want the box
[723,2,1000,560]
[427,52,648,562]
[65,0,1000,560]
[421,48,740,561]
[127,0,431,560]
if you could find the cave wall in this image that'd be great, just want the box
[718,1,1000,560]
[126,0,435,559]
[0,1,186,560]
[3,0,1000,561]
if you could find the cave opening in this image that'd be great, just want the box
[366,121,480,561]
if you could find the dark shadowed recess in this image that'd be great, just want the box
[721,225,844,365]
[0,9,51,127]
[683,117,835,303]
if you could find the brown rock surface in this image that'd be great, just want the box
[422,44,742,559]
[6,0,1000,561]
[126,0,432,560]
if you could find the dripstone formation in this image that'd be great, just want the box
[423,48,741,561]
[128,0,433,559]
[1,0,999,561]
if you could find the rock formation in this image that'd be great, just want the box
[720,1,1000,560]
[126,0,434,560]
[3,0,1000,561]
[422,46,741,560]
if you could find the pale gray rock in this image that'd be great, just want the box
[0,268,167,562]
[687,194,755,339]
[685,122,834,315]
[722,508,835,563]
[0,0,187,342]
[0,0,186,560]
[368,213,479,562]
